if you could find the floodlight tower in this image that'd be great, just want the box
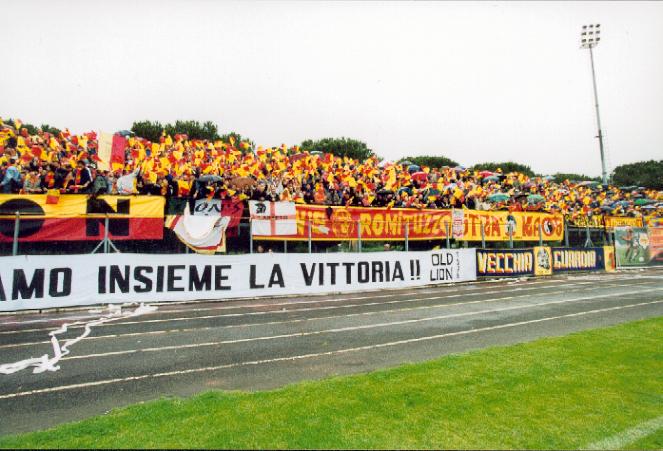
[580,24,608,185]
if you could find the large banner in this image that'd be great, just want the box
[615,227,663,267]
[0,194,164,242]
[0,249,477,311]
[461,211,563,242]
[256,205,563,242]
[551,247,606,272]
[475,247,552,277]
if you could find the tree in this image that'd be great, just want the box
[21,123,39,135]
[218,132,255,152]
[398,155,458,169]
[550,173,601,184]
[164,120,219,141]
[131,120,221,142]
[131,120,163,142]
[471,161,536,177]
[300,137,374,161]
[40,124,62,136]
[611,160,663,189]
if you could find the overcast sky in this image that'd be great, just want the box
[3,1,662,176]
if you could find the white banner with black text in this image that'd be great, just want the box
[0,249,477,311]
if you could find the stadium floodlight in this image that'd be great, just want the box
[580,23,608,185]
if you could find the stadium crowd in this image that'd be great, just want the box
[1,119,661,222]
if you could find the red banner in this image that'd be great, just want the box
[0,217,163,242]
[254,205,564,242]
[0,194,164,242]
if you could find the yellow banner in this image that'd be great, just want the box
[567,215,604,228]
[462,211,564,241]
[566,215,643,229]
[604,216,643,229]
[603,246,616,272]
[533,246,553,276]
[97,132,113,171]
[0,194,164,218]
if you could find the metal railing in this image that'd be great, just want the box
[1,214,621,257]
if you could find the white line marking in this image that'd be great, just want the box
[0,282,656,350]
[12,280,656,337]
[1,299,660,400]
[585,415,663,450]
[58,288,663,361]
[0,304,157,375]
[0,283,647,350]
[0,281,612,328]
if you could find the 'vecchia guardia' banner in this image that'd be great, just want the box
[0,249,477,311]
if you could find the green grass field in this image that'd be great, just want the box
[1,317,662,449]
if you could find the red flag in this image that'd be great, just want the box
[111,134,127,166]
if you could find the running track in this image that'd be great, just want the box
[0,268,662,435]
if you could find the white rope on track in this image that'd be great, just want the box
[0,303,157,375]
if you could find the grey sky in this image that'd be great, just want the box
[3,1,662,176]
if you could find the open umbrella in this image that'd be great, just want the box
[487,193,510,203]
[230,176,257,189]
[479,170,494,177]
[399,160,414,166]
[398,186,413,195]
[411,171,428,182]
[543,175,555,181]
[377,159,393,168]
[483,175,500,183]
[407,164,421,173]
[309,150,323,156]
[197,175,223,184]
[116,130,134,137]
[453,166,466,172]
[527,194,545,204]
[634,198,655,206]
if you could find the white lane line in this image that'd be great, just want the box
[147,278,585,313]
[52,287,663,361]
[7,275,632,326]
[24,280,661,332]
[0,280,593,331]
[1,299,660,400]
[0,282,655,350]
[0,282,646,349]
[585,415,663,450]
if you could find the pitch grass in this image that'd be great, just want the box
[1,317,662,449]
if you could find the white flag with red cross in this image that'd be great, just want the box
[249,201,297,236]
